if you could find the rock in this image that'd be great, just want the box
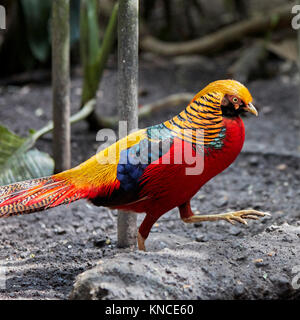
[53,225,67,235]
[266,225,280,232]
[276,163,287,171]
[196,235,207,242]
[215,196,228,208]
[249,156,259,166]
[234,283,245,298]
[229,226,242,236]
[254,260,269,268]
[269,275,293,297]
[93,238,107,248]
[70,224,300,300]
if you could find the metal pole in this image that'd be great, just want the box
[52,0,71,173]
[117,0,139,248]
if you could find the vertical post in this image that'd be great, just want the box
[297,1,300,148]
[0,5,6,30]
[52,0,71,173]
[118,0,139,248]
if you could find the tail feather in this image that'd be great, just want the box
[0,175,87,218]
[0,154,119,218]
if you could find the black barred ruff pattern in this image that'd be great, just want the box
[163,91,224,146]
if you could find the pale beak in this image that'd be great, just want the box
[244,102,258,116]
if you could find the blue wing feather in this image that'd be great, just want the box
[117,123,174,192]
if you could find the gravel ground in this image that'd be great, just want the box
[0,54,299,299]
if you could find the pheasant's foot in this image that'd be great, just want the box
[137,231,146,251]
[183,210,270,225]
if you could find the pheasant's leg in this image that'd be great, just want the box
[137,231,146,251]
[138,213,160,251]
[179,201,270,225]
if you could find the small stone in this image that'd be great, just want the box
[234,284,245,297]
[269,275,291,294]
[282,236,293,243]
[183,284,191,289]
[216,196,228,208]
[229,226,241,236]
[253,258,263,263]
[236,254,247,261]
[249,156,259,166]
[93,239,106,248]
[20,86,30,95]
[35,108,44,117]
[276,163,287,171]
[193,222,202,228]
[266,225,280,232]
[54,227,66,235]
[253,258,269,268]
[196,235,207,242]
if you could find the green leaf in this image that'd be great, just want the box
[81,0,101,65]
[80,1,118,106]
[0,99,95,186]
[18,0,80,63]
[19,0,52,62]
[70,0,81,45]
[0,125,54,186]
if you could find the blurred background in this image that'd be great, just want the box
[0,0,298,182]
[0,0,296,80]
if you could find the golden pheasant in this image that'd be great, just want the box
[0,80,269,250]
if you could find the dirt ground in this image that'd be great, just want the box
[0,53,299,299]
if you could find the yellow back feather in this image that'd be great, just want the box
[56,130,147,192]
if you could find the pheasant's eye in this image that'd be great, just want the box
[232,97,238,103]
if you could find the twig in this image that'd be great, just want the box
[140,4,293,56]
[91,92,194,129]
[22,100,96,152]
[139,92,194,119]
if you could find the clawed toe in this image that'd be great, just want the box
[224,210,271,225]
[226,215,247,225]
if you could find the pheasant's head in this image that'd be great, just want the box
[195,79,258,117]
[164,79,258,144]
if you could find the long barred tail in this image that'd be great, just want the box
[0,175,86,218]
